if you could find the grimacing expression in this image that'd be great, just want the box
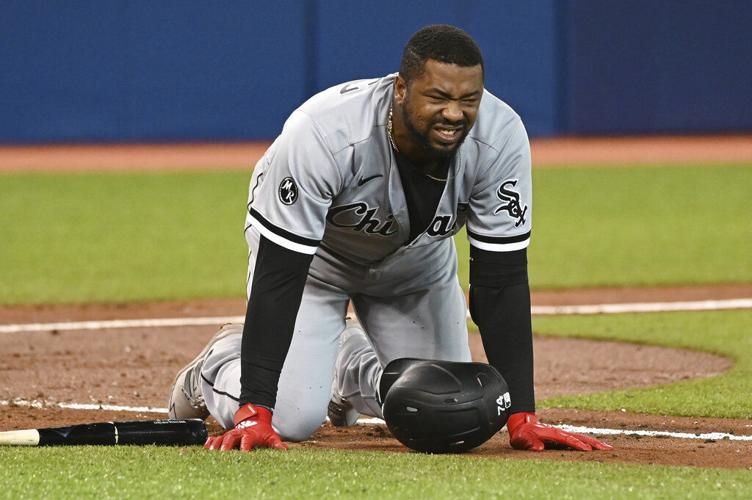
[398,59,484,158]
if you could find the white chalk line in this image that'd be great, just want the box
[3,399,750,442]
[355,419,752,441]
[1,398,166,414]
[532,298,752,316]
[1,298,751,334]
[0,316,246,334]
[555,424,752,442]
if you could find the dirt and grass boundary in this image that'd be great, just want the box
[1,137,750,468]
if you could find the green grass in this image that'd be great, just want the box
[532,310,752,418]
[456,163,752,289]
[0,171,250,304]
[527,164,752,288]
[1,164,750,304]
[1,447,750,499]
[1,165,752,495]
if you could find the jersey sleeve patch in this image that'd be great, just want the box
[493,179,528,228]
[467,229,531,252]
[248,208,320,255]
[278,177,299,205]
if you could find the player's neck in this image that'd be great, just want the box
[390,107,449,177]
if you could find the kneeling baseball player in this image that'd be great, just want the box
[168,25,611,453]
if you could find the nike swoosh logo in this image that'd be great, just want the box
[357,174,383,186]
[340,84,359,94]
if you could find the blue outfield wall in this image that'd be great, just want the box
[0,1,310,142]
[1,1,750,143]
[563,0,752,134]
[0,0,558,142]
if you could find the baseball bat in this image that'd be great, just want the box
[0,419,207,446]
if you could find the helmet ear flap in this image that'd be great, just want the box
[381,359,510,453]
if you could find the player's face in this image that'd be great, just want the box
[396,60,484,158]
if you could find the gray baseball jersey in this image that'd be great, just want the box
[245,73,532,263]
[199,74,532,439]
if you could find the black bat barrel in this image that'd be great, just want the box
[37,419,208,446]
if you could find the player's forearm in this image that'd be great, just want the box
[470,282,535,412]
[239,235,313,408]
[469,247,535,413]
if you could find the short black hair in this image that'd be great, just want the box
[399,25,484,82]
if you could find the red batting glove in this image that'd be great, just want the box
[507,412,612,452]
[204,403,287,452]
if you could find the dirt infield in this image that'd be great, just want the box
[2,285,751,468]
[1,139,751,468]
[1,135,751,172]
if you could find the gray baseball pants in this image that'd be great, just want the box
[199,227,471,441]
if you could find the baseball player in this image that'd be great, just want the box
[168,24,611,453]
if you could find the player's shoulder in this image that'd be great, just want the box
[293,74,395,154]
[466,89,527,154]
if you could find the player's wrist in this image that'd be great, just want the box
[233,403,274,427]
[507,411,537,434]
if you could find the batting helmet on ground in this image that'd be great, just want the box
[380,358,511,453]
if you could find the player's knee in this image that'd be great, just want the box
[273,406,326,442]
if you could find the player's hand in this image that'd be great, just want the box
[204,403,287,452]
[507,412,612,451]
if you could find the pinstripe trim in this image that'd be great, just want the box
[202,374,240,402]
[247,208,320,255]
[467,229,531,252]
[467,229,531,244]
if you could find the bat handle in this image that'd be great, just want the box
[0,429,40,446]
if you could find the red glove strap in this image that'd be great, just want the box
[507,411,537,434]
[234,403,273,426]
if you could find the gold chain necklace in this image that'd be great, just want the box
[386,107,400,153]
[387,107,447,182]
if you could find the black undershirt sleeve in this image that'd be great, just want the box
[239,235,314,409]
[468,246,535,413]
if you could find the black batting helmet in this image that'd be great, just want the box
[381,358,511,453]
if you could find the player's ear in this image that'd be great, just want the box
[394,75,407,104]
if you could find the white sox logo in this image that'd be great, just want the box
[278,177,298,205]
[494,179,528,227]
